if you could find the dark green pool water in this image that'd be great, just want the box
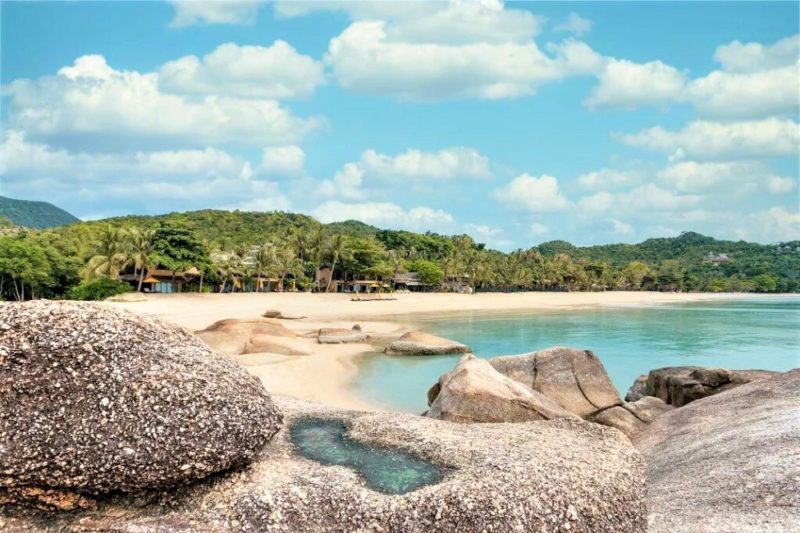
[290,418,443,494]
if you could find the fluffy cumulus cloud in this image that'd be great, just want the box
[464,223,513,248]
[493,174,570,212]
[608,218,634,235]
[311,201,454,232]
[577,168,642,189]
[259,145,306,177]
[585,59,686,110]
[3,55,322,151]
[554,12,593,36]
[0,130,290,216]
[617,118,800,161]
[169,0,263,27]
[578,184,701,215]
[315,0,603,101]
[319,163,365,200]
[658,161,796,194]
[713,34,799,74]
[159,41,324,99]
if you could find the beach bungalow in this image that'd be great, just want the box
[315,267,345,292]
[120,267,200,293]
[393,272,437,292]
[351,280,384,293]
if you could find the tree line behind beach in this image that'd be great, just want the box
[0,210,798,300]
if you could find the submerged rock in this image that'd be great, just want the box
[636,369,800,532]
[1,396,647,532]
[426,354,576,423]
[385,331,470,356]
[0,300,282,495]
[641,366,778,406]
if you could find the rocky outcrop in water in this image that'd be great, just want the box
[196,318,312,356]
[426,354,576,422]
[635,369,800,532]
[427,347,677,438]
[385,331,470,356]
[0,301,282,498]
[2,395,647,532]
[629,366,778,406]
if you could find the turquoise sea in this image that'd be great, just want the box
[352,296,800,412]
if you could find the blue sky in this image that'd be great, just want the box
[1,1,798,249]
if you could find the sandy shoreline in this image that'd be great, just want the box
[105,291,766,410]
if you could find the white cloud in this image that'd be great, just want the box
[319,163,365,200]
[3,55,323,151]
[616,118,800,161]
[159,41,324,99]
[578,184,701,214]
[259,145,306,177]
[687,64,799,120]
[659,160,795,194]
[713,34,799,73]
[311,201,454,232]
[554,12,593,36]
[464,223,513,248]
[359,147,491,180]
[0,130,289,214]
[493,174,570,212]
[529,223,549,236]
[276,0,541,44]
[577,168,641,189]
[585,58,686,110]
[736,207,800,242]
[766,176,797,194]
[608,218,634,235]
[169,1,263,27]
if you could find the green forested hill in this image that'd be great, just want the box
[0,196,80,228]
[1,208,798,300]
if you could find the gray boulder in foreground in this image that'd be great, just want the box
[426,354,577,422]
[0,300,282,496]
[1,395,647,532]
[635,366,778,406]
[635,368,800,532]
[385,331,470,355]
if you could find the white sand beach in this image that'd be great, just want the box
[105,291,753,410]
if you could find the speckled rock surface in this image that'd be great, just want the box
[385,331,470,356]
[636,369,800,532]
[0,300,282,494]
[1,395,647,532]
[316,326,367,344]
[642,366,778,407]
[196,318,298,355]
[426,354,576,422]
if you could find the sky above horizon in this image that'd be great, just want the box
[1,1,798,250]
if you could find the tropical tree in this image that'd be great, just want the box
[214,254,242,293]
[326,234,352,292]
[272,247,302,291]
[252,243,276,292]
[129,227,155,292]
[84,225,129,280]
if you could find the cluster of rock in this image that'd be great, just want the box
[0,301,283,504]
[196,318,313,356]
[314,325,368,344]
[626,366,777,406]
[385,331,471,356]
[427,347,673,438]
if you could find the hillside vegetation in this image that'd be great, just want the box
[0,208,797,300]
[0,196,80,229]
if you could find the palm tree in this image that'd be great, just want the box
[214,254,242,293]
[272,247,302,291]
[252,243,276,292]
[386,250,405,288]
[84,225,129,280]
[129,227,155,292]
[326,234,351,293]
[290,230,311,262]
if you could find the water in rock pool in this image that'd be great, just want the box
[290,418,443,494]
[354,297,800,412]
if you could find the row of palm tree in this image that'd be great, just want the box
[84,226,155,291]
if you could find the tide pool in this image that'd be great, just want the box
[353,296,800,412]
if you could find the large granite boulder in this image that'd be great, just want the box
[591,397,674,439]
[2,396,647,532]
[316,325,368,344]
[490,346,622,418]
[385,331,470,356]
[426,354,576,423]
[0,301,282,495]
[636,366,778,407]
[196,318,303,355]
[635,369,800,532]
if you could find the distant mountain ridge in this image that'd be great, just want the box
[0,196,80,229]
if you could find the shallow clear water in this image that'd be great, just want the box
[353,296,800,412]
[290,418,443,494]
